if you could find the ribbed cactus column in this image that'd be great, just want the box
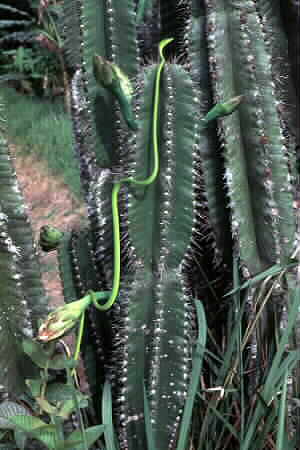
[0,101,49,394]
[107,62,199,450]
[194,0,300,415]
[188,0,231,263]
[63,1,204,449]
[202,0,296,274]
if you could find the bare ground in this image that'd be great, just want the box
[9,144,88,308]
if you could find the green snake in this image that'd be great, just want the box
[73,38,242,363]
[91,38,173,311]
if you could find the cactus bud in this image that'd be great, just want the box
[39,225,63,252]
[202,95,244,124]
[37,294,92,342]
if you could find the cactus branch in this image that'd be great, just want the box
[92,38,173,312]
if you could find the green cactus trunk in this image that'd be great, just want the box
[57,0,299,447]
[0,101,49,394]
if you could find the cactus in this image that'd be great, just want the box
[0,101,50,395]
[57,0,299,448]
[1,0,299,448]
[61,1,206,449]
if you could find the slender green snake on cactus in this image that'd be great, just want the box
[91,38,174,312]
[90,38,242,312]
[38,32,242,373]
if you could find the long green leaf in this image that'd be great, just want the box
[276,370,289,450]
[66,425,106,450]
[0,4,30,17]
[102,380,118,450]
[176,300,207,450]
[0,402,32,430]
[225,262,297,297]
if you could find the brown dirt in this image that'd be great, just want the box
[9,143,88,307]
[9,144,91,388]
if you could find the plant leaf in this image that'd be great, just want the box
[0,401,32,430]
[176,300,207,450]
[13,429,27,450]
[66,425,105,449]
[7,415,49,432]
[22,338,50,369]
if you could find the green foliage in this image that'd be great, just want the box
[0,337,103,450]
[58,0,299,448]
[0,1,66,97]
[0,98,50,395]
[0,86,82,200]
[0,1,299,449]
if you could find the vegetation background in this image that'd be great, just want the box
[0,0,83,309]
[1,1,300,449]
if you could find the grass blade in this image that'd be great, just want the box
[225,262,296,297]
[102,380,119,450]
[276,370,289,450]
[176,300,207,450]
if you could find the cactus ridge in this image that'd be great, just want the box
[57,0,299,448]
[57,231,78,303]
[109,270,149,450]
[255,0,298,145]
[188,0,231,263]
[0,207,34,394]
[68,228,110,415]
[203,0,296,273]
[70,69,100,189]
[0,106,49,326]
[63,0,82,67]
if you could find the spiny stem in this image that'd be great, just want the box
[92,38,173,312]
[137,0,152,24]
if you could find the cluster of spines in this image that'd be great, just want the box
[186,0,232,267]
[0,104,49,326]
[70,69,99,192]
[203,0,296,274]
[148,66,177,421]
[61,1,300,449]
[0,206,34,394]
[68,228,109,406]
[86,168,114,283]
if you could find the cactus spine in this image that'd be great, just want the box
[58,0,299,447]
[0,101,49,394]
[62,1,206,448]
[1,0,299,447]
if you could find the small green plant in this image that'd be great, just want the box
[0,1,69,104]
[1,1,300,449]
[0,337,104,450]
